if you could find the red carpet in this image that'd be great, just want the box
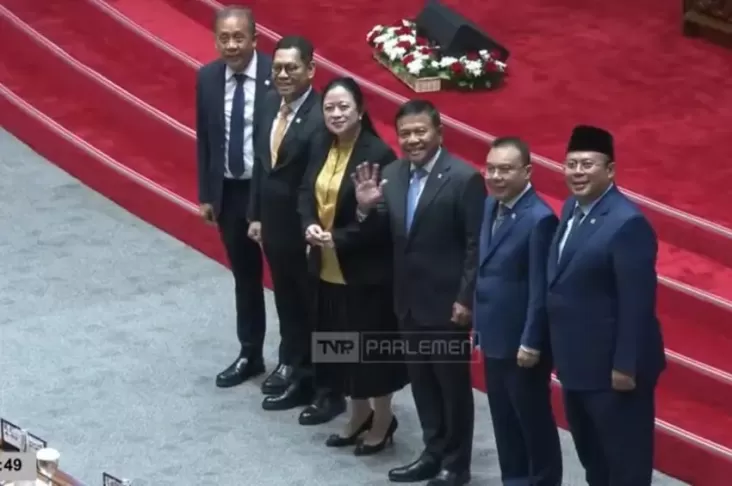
[1,0,731,484]
[108,0,732,373]
[2,0,196,127]
[145,0,732,367]
[0,12,196,201]
[212,0,732,230]
[160,0,732,309]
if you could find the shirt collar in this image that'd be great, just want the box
[225,51,258,81]
[576,183,614,215]
[282,85,312,114]
[411,147,442,174]
[502,182,532,210]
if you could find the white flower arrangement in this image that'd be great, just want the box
[367,20,507,90]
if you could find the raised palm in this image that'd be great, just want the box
[351,162,387,208]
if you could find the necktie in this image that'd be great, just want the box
[492,203,508,236]
[228,73,246,178]
[406,167,428,232]
[559,205,585,261]
[270,104,292,166]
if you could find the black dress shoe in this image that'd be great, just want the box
[261,380,314,411]
[298,393,346,425]
[261,364,294,395]
[325,412,373,447]
[215,357,264,388]
[426,469,470,486]
[388,454,441,483]
[354,416,398,456]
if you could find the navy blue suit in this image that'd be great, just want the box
[547,185,666,486]
[474,187,562,486]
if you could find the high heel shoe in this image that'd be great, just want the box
[325,412,374,447]
[353,416,398,456]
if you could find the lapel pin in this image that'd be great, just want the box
[295,118,301,124]
[437,173,443,179]
[511,213,516,220]
[264,79,271,86]
[590,218,596,224]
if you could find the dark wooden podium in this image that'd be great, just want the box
[683,0,732,47]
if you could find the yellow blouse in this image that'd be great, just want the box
[315,140,356,284]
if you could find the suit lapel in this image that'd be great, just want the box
[547,203,572,283]
[478,198,495,267]
[214,61,227,136]
[408,151,450,238]
[391,161,411,240]
[253,52,272,140]
[333,131,369,218]
[273,90,317,171]
[481,188,534,264]
[260,100,278,172]
[553,187,618,281]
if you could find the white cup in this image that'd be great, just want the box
[36,448,60,481]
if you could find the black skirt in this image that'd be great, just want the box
[314,280,409,399]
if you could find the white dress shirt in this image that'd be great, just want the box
[223,53,258,179]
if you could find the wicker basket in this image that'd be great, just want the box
[373,52,441,93]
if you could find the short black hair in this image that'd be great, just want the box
[214,6,256,36]
[274,35,315,64]
[395,99,441,128]
[491,136,531,166]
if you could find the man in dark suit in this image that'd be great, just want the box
[353,100,485,486]
[474,137,562,485]
[196,6,273,388]
[547,125,666,485]
[247,35,329,413]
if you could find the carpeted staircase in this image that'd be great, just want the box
[1,0,731,484]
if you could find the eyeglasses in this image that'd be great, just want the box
[563,158,605,172]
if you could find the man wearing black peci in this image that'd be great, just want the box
[249,36,342,419]
[195,6,273,388]
[353,100,485,485]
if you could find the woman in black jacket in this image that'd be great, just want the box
[298,76,408,455]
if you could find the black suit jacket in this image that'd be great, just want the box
[195,53,273,216]
[249,88,323,249]
[364,150,486,327]
[298,128,397,285]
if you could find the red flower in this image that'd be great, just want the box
[484,61,498,73]
[395,26,412,36]
[397,40,412,49]
[450,62,464,76]
[466,52,479,61]
[490,49,502,60]
[416,36,429,46]
[403,54,416,65]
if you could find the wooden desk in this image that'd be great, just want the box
[683,0,732,47]
[51,470,84,486]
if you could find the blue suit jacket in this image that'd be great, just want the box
[474,187,558,359]
[546,186,666,390]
